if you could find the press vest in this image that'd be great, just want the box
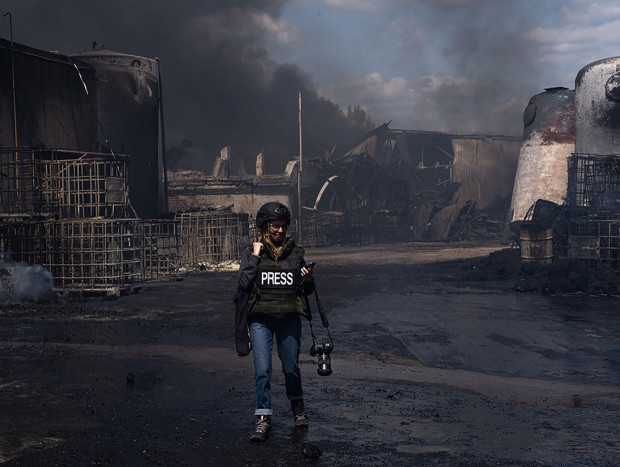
[248,243,309,318]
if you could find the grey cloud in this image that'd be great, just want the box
[411,2,542,133]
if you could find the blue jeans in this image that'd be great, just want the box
[249,314,303,416]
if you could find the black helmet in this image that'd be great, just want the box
[256,202,291,228]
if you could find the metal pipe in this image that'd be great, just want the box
[156,57,169,215]
[3,12,17,148]
[3,12,19,193]
[298,91,303,243]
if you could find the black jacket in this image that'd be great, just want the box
[234,239,314,355]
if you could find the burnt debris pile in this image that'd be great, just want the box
[298,125,521,246]
[168,124,522,248]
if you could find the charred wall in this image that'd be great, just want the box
[452,136,521,211]
[167,171,294,224]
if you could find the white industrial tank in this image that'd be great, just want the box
[509,87,575,230]
[575,56,620,156]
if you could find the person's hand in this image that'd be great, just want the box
[301,265,314,281]
[252,242,263,257]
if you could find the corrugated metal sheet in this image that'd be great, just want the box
[452,137,521,211]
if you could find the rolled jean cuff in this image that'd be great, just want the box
[255,408,273,416]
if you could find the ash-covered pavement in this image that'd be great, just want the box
[1,241,619,466]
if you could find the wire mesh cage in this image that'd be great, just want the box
[0,148,47,215]
[41,151,131,218]
[298,210,346,247]
[563,213,620,268]
[347,210,376,245]
[372,211,405,243]
[0,229,8,264]
[140,219,180,280]
[295,208,378,247]
[0,148,131,218]
[560,153,620,269]
[3,218,141,293]
[567,153,620,211]
[175,211,249,267]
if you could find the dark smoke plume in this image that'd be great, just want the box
[415,2,542,134]
[1,1,367,173]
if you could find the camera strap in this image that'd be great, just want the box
[307,288,333,347]
[314,288,329,328]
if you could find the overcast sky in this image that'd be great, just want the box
[271,0,620,133]
[2,0,619,160]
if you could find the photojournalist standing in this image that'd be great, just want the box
[236,202,315,442]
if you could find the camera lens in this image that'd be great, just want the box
[317,354,332,376]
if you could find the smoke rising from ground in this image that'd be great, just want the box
[1,0,366,173]
[0,262,54,303]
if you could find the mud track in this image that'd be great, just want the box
[1,241,619,466]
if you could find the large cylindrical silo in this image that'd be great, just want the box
[1,38,98,150]
[72,50,163,218]
[575,56,620,155]
[509,87,575,229]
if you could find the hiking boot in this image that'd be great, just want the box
[291,399,309,427]
[250,415,271,442]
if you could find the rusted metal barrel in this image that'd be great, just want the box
[575,56,620,156]
[509,87,575,231]
[520,224,553,264]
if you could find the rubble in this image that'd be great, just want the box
[167,124,521,246]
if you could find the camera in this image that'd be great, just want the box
[309,340,333,376]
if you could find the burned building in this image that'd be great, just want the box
[167,124,521,246]
[168,147,295,219]
[313,125,521,243]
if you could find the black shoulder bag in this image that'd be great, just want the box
[233,285,251,356]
